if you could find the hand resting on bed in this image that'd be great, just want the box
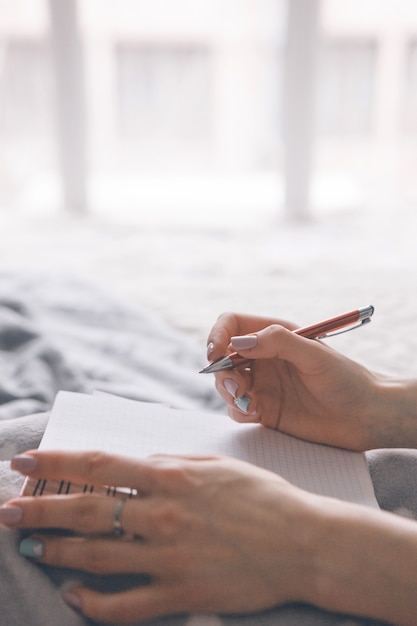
[2,311,417,626]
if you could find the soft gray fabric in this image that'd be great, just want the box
[0,271,222,420]
[367,449,417,519]
[0,270,413,626]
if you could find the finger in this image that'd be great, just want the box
[64,583,187,625]
[3,493,125,535]
[214,370,260,424]
[227,398,259,424]
[5,492,156,540]
[214,368,250,405]
[206,311,241,361]
[10,450,162,496]
[5,472,214,541]
[19,534,149,574]
[206,312,289,362]
[20,534,185,581]
[231,324,331,373]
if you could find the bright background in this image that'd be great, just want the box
[3,0,417,218]
[1,0,417,373]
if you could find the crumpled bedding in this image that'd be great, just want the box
[0,270,415,626]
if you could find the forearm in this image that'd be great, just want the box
[310,498,417,625]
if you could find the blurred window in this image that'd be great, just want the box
[2,0,417,215]
[0,35,54,204]
[116,44,212,164]
[402,40,417,133]
[317,40,377,135]
[0,39,53,140]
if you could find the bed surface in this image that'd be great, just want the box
[0,270,416,626]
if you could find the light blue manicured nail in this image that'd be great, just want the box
[234,395,251,413]
[19,538,44,558]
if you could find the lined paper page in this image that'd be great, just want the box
[40,391,379,508]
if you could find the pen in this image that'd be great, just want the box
[199,305,374,374]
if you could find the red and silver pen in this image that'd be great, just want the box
[199,305,374,374]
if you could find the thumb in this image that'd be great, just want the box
[231,325,329,372]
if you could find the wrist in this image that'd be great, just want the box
[366,376,417,448]
[311,497,417,626]
[311,498,368,614]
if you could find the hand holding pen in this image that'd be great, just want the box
[200,305,374,374]
[201,306,380,449]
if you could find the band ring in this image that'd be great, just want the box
[113,499,125,537]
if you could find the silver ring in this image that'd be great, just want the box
[113,499,125,537]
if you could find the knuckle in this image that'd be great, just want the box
[42,537,83,569]
[27,499,47,526]
[71,497,99,531]
[27,497,56,527]
[82,450,111,478]
[150,500,186,538]
[148,457,189,483]
[216,310,234,324]
[79,540,109,574]
[263,324,288,352]
[266,323,286,336]
[213,311,238,338]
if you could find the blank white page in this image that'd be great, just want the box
[40,391,379,508]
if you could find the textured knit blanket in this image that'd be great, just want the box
[0,270,415,626]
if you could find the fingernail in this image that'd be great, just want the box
[231,335,258,350]
[224,378,239,398]
[11,454,38,474]
[19,538,44,558]
[234,395,252,413]
[207,342,214,359]
[63,590,83,611]
[0,505,23,526]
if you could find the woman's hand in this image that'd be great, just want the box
[5,449,417,626]
[206,312,399,451]
[1,450,318,624]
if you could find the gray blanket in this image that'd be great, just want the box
[0,271,415,626]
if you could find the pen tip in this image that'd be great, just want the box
[199,362,218,373]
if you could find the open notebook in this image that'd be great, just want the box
[26,390,378,508]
